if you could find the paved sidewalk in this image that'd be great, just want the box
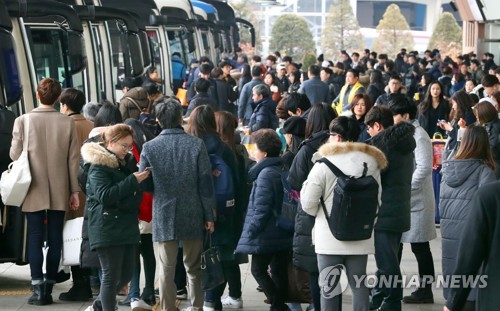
[0,230,446,310]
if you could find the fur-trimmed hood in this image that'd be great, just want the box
[370,121,416,156]
[316,142,388,170]
[81,142,120,169]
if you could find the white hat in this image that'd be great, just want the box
[276,63,287,71]
[321,60,330,68]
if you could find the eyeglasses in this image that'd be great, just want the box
[119,143,133,152]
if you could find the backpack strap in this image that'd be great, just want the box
[125,97,150,114]
[317,157,344,220]
[316,158,346,178]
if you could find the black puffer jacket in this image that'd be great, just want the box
[485,119,500,179]
[370,121,416,233]
[288,130,329,272]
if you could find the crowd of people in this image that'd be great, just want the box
[3,46,500,311]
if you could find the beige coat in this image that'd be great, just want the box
[10,107,80,213]
[67,114,93,219]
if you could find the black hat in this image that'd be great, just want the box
[279,116,306,137]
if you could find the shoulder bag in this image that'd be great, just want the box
[0,114,32,206]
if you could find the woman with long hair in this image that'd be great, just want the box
[213,111,252,309]
[474,101,500,178]
[349,94,373,142]
[82,124,150,311]
[417,81,451,138]
[366,70,385,104]
[438,90,477,156]
[264,72,282,103]
[288,70,301,94]
[186,106,242,310]
[439,125,496,310]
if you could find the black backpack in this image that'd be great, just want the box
[317,158,379,241]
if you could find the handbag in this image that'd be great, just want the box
[176,88,188,106]
[61,217,84,266]
[200,232,225,291]
[431,133,446,167]
[0,114,31,206]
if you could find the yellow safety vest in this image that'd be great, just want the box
[333,81,364,115]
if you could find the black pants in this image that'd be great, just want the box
[371,231,403,311]
[399,242,435,288]
[95,244,137,311]
[204,260,242,308]
[25,210,65,283]
[251,250,289,311]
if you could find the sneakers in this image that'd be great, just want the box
[84,306,94,311]
[176,288,188,300]
[221,296,243,309]
[203,306,215,311]
[131,298,153,311]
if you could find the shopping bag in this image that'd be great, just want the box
[431,133,446,167]
[61,217,84,266]
[176,88,188,106]
[0,114,31,206]
[200,233,224,291]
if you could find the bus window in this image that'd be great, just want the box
[90,25,105,103]
[147,30,164,90]
[24,26,85,101]
[167,29,196,67]
[0,29,22,108]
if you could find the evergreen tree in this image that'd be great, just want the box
[371,4,414,58]
[321,0,364,61]
[428,12,462,56]
[269,14,315,62]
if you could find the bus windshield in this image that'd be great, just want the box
[25,26,85,100]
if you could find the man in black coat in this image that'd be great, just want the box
[444,181,500,311]
[366,105,416,311]
[375,75,405,107]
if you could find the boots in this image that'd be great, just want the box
[28,282,50,306]
[402,287,434,304]
[59,276,92,301]
[45,282,54,304]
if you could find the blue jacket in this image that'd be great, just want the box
[171,55,187,81]
[238,78,263,122]
[298,76,329,105]
[248,97,278,133]
[236,157,292,254]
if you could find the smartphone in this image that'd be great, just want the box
[144,167,153,172]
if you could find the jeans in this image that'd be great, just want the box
[251,250,289,311]
[317,254,369,311]
[432,167,442,224]
[399,242,435,288]
[128,234,156,301]
[25,210,65,283]
[204,260,242,308]
[95,244,137,311]
[371,231,403,311]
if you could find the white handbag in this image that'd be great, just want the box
[61,216,84,266]
[0,114,31,206]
